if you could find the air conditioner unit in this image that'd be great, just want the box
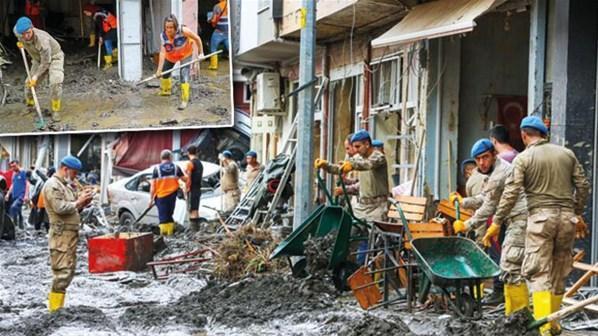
[256,72,282,114]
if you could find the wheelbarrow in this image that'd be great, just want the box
[411,236,500,318]
[270,170,369,290]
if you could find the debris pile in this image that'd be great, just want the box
[213,224,285,280]
[304,231,337,278]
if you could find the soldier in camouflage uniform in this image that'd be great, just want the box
[13,17,64,121]
[42,155,93,312]
[453,139,527,315]
[220,150,240,214]
[315,130,389,264]
[486,116,590,335]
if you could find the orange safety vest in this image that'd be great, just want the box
[25,0,41,16]
[152,162,182,199]
[161,28,193,63]
[102,12,117,33]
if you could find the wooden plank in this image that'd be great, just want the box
[563,298,598,314]
[565,265,597,298]
[388,210,425,221]
[436,199,473,221]
[407,223,444,233]
[374,221,403,233]
[573,262,598,273]
[390,203,426,214]
[395,195,428,206]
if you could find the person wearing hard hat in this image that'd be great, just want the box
[220,150,240,214]
[13,16,64,121]
[42,155,94,312]
[453,139,528,313]
[149,149,186,236]
[487,116,590,335]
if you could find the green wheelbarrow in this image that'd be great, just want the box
[411,236,500,318]
[270,171,369,290]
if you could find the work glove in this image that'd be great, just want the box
[314,158,328,169]
[26,78,37,88]
[16,41,24,49]
[575,216,588,239]
[339,161,353,174]
[482,223,501,248]
[99,37,103,45]
[453,220,468,235]
[449,192,463,205]
[333,186,344,197]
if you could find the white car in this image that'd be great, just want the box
[108,161,238,228]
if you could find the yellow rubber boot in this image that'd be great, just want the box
[551,294,563,335]
[48,291,65,312]
[89,33,96,47]
[51,99,61,121]
[159,222,175,236]
[208,55,218,70]
[159,78,172,96]
[103,55,113,70]
[25,97,35,107]
[178,83,190,110]
[504,282,529,316]
[112,48,118,60]
[532,291,553,336]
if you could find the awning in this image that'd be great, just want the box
[372,0,502,48]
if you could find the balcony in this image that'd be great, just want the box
[280,0,408,41]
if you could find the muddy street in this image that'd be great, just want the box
[1,231,596,336]
[0,43,231,134]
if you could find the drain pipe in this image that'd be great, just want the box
[433,39,443,200]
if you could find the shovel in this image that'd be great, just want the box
[527,295,598,330]
[135,50,222,86]
[97,40,101,69]
[18,44,45,130]
[130,204,154,230]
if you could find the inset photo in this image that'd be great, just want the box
[0,0,232,135]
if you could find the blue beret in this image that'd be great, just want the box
[14,17,32,35]
[246,150,257,158]
[372,140,384,148]
[520,116,547,135]
[470,139,494,158]
[351,129,371,143]
[61,155,83,170]
[222,150,233,158]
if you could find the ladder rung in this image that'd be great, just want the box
[230,215,247,220]
[288,138,297,142]
[391,164,415,169]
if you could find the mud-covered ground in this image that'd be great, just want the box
[1,230,597,336]
[0,42,231,134]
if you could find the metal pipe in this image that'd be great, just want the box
[592,40,598,286]
[434,39,443,199]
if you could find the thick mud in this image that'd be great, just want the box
[1,232,596,335]
[0,41,231,134]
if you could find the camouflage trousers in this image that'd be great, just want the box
[522,207,577,294]
[48,226,79,293]
[500,215,527,285]
[223,188,241,213]
[26,54,64,102]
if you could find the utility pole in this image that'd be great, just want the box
[293,0,316,230]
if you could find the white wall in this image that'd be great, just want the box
[238,0,259,56]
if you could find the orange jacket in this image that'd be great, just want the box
[160,28,193,63]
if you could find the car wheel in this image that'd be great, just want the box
[119,211,136,229]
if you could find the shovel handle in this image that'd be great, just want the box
[528,295,598,330]
[18,46,45,124]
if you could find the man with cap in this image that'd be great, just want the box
[489,124,519,163]
[42,155,94,312]
[220,150,240,213]
[13,17,64,121]
[372,139,385,154]
[244,150,263,191]
[150,150,186,236]
[486,116,589,335]
[453,138,528,311]
[185,145,204,232]
[315,129,389,263]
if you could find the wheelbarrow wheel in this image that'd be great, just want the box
[459,293,476,318]
[333,261,359,291]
